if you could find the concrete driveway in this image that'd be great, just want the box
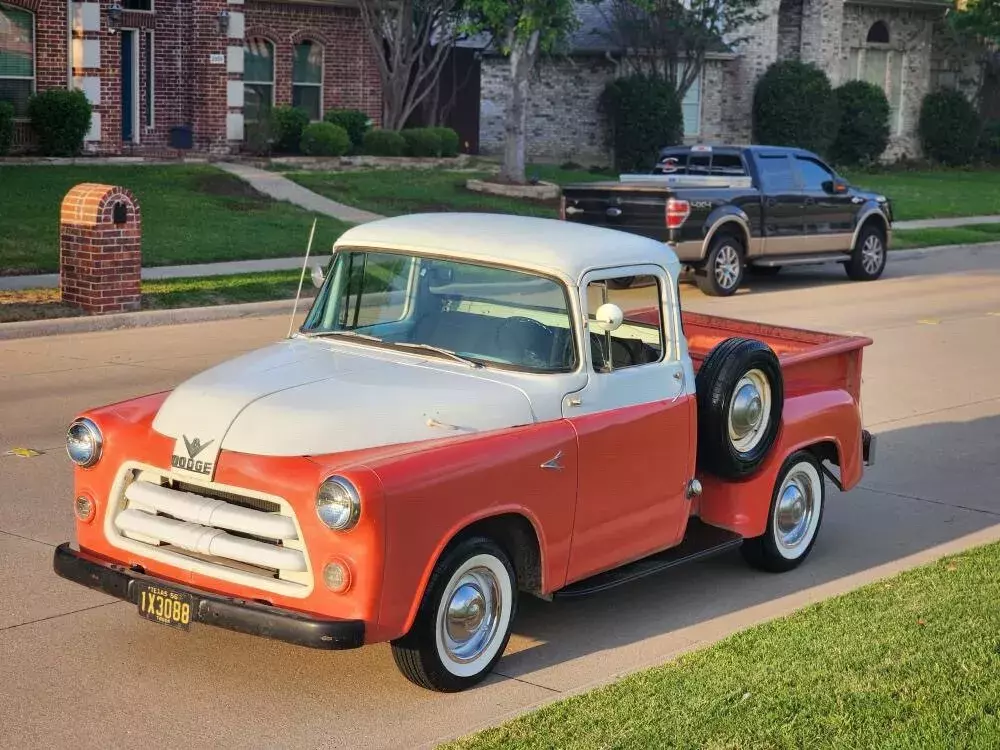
[2,245,999,749]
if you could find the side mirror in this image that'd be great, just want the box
[592,303,624,333]
[310,264,325,288]
[825,178,849,194]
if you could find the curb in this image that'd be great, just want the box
[0,298,299,341]
[890,242,1000,260]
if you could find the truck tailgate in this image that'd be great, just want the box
[561,182,668,240]
[682,311,872,402]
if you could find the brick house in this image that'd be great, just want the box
[473,0,984,163]
[0,0,382,155]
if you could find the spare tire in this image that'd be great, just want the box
[695,337,783,480]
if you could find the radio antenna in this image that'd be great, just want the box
[288,218,318,338]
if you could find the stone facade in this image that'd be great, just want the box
[2,0,382,156]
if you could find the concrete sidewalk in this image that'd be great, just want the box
[893,215,1000,230]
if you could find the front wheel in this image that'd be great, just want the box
[696,234,745,297]
[741,451,825,572]
[845,224,887,281]
[391,537,517,692]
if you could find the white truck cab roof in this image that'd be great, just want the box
[334,212,681,284]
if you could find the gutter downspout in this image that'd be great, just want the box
[67,0,74,88]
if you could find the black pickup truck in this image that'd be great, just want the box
[560,145,894,296]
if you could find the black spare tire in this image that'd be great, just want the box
[695,337,783,479]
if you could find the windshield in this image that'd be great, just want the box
[301,249,578,373]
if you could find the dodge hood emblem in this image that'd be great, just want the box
[183,435,213,459]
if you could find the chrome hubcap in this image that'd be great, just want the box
[728,369,770,453]
[775,469,816,550]
[442,567,501,663]
[861,235,884,274]
[714,245,741,289]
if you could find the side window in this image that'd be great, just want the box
[795,157,835,192]
[757,155,798,192]
[586,275,664,373]
[711,153,748,177]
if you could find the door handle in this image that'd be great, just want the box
[803,197,815,205]
[851,196,865,204]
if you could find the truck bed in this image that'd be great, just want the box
[682,311,872,402]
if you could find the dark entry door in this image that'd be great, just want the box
[121,30,136,143]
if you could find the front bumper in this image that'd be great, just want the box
[863,430,877,466]
[53,543,365,650]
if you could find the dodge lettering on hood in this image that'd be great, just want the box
[55,213,877,692]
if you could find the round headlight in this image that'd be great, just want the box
[316,476,361,531]
[66,418,103,468]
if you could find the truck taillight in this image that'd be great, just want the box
[666,198,690,229]
[559,195,567,220]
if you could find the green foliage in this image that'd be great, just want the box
[428,126,461,157]
[362,128,407,157]
[601,73,683,173]
[949,0,1000,46]
[323,109,371,152]
[244,110,274,157]
[918,89,981,166]
[978,119,1000,163]
[300,122,351,157]
[271,106,311,154]
[0,101,14,157]
[830,80,890,167]
[463,0,578,54]
[401,127,443,157]
[752,60,839,156]
[26,89,92,157]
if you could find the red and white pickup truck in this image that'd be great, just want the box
[55,214,876,692]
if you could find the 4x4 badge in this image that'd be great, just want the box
[183,435,213,459]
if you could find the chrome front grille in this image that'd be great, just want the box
[106,465,313,598]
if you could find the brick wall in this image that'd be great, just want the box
[244,0,382,124]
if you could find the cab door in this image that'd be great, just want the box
[794,155,857,251]
[562,266,697,583]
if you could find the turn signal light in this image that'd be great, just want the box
[75,495,96,523]
[666,198,690,229]
[323,560,352,593]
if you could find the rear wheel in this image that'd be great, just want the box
[845,223,887,281]
[696,234,745,297]
[741,451,825,572]
[391,537,517,692]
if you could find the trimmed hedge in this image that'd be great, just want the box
[271,105,310,154]
[0,101,14,156]
[830,80,890,167]
[324,109,371,151]
[428,126,461,157]
[753,60,839,156]
[362,128,407,156]
[300,122,351,157]
[601,74,683,173]
[979,120,1000,164]
[401,127,442,157]
[27,89,92,157]
[919,89,981,166]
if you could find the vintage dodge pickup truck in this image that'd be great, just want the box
[55,213,875,692]
[560,144,894,296]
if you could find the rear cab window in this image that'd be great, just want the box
[653,148,749,178]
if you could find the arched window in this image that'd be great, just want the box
[0,6,35,117]
[293,40,323,121]
[866,21,889,45]
[244,38,274,124]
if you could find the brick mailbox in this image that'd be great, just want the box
[60,184,142,314]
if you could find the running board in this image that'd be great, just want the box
[751,252,851,267]
[552,519,743,600]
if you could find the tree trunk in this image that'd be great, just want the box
[500,29,540,184]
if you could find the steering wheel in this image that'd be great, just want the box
[496,316,553,367]
[610,339,639,368]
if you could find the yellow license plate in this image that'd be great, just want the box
[136,583,194,631]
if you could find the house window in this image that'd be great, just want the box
[122,1,153,11]
[0,5,34,117]
[674,64,702,138]
[845,24,904,137]
[292,41,323,121]
[144,30,154,128]
[244,38,274,123]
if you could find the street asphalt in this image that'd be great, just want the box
[1,244,999,749]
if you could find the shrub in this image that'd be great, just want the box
[919,89,981,166]
[401,127,443,157]
[362,128,407,156]
[271,105,311,154]
[324,109,371,152]
[0,101,14,156]
[752,60,839,156]
[27,89,92,157]
[300,122,351,157]
[978,119,1000,164]
[428,126,460,157]
[244,110,274,156]
[600,74,683,173]
[830,80,890,167]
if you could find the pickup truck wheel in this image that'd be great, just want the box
[695,337,783,479]
[391,536,517,692]
[696,235,745,297]
[741,451,825,572]
[846,225,887,281]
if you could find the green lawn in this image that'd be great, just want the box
[447,540,1000,750]
[0,165,349,275]
[845,169,1000,222]
[893,223,1000,250]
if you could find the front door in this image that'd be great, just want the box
[562,267,696,583]
[794,155,857,252]
[121,30,137,143]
